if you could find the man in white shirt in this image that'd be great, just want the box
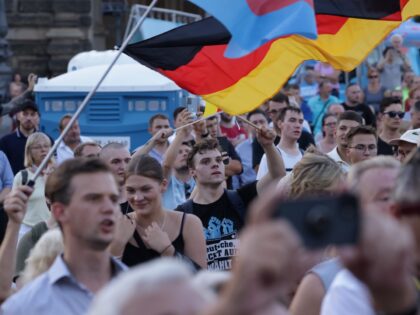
[257,106,303,179]
[56,114,92,164]
[328,111,363,173]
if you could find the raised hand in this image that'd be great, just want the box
[142,222,172,254]
[4,186,33,225]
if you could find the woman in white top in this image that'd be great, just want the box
[12,132,55,239]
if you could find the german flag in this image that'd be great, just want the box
[124,0,420,115]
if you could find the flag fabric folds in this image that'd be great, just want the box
[188,0,317,58]
[124,0,420,116]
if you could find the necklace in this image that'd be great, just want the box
[136,212,166,231]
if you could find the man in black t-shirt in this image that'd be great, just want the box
[342,84,376,127]
[204,115,242,189]
[176,128,285,271]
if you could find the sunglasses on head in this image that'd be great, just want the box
[384,111,404,119]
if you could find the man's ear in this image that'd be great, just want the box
[50,202,68,226]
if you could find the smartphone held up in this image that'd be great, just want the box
[272,193,360,249]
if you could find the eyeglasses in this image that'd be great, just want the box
[368,75,379,79]
[324,122,337,127]
[384,111,404,119]
[349,144,377,152]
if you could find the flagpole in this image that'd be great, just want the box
[174,111,222,132]
[28,0,160,185]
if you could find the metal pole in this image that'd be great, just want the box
[28,0,160,185]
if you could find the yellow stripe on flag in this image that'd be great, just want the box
[202,102,219,117]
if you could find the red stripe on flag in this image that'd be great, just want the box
[316,15,348,34]
[160,43,271,95]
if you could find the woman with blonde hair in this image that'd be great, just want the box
[12,132,54,239]
[289,146,345,198]
[19,229,63,288]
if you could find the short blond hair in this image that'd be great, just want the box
[347,156,400,192]
[290,147,344,198]
[24,132,52,167]
[20,229,63,286]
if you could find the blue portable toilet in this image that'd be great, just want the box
[34,56,185,150]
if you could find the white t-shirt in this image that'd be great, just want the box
[256,146,302,180]
[327,147,350,173]
[55,135,93,164]
[321,269,374,315]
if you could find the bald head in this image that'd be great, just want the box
[99,143,131,185]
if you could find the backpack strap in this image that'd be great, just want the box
[225,189,246,221]
[21,169,28,186]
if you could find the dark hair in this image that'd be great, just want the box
[382,46,394,57]
[187,138,220,169]
[206,115,218,122]
[275,106,302,122]
[148,114,169,129]
[346,83,360,91]
[173,107,186,121]
[321,113,336,137]
[413,100,420,112]
[74,142,101,157]
[380,97,402,113]
[45,158,113,205]
[126,155,163,183]
[346,125,377,145]
[247,109,267,121]
[271,92,289,105]
[337,111,363,125]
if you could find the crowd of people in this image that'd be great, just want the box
[0,35,419,314]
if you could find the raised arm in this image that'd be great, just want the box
[1,74,37,117]
[132,128,173,159]
[162,109,193,180]
[0,185,33,303]
[256,126,286,194]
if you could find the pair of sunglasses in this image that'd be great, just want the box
[384,111,404,119]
